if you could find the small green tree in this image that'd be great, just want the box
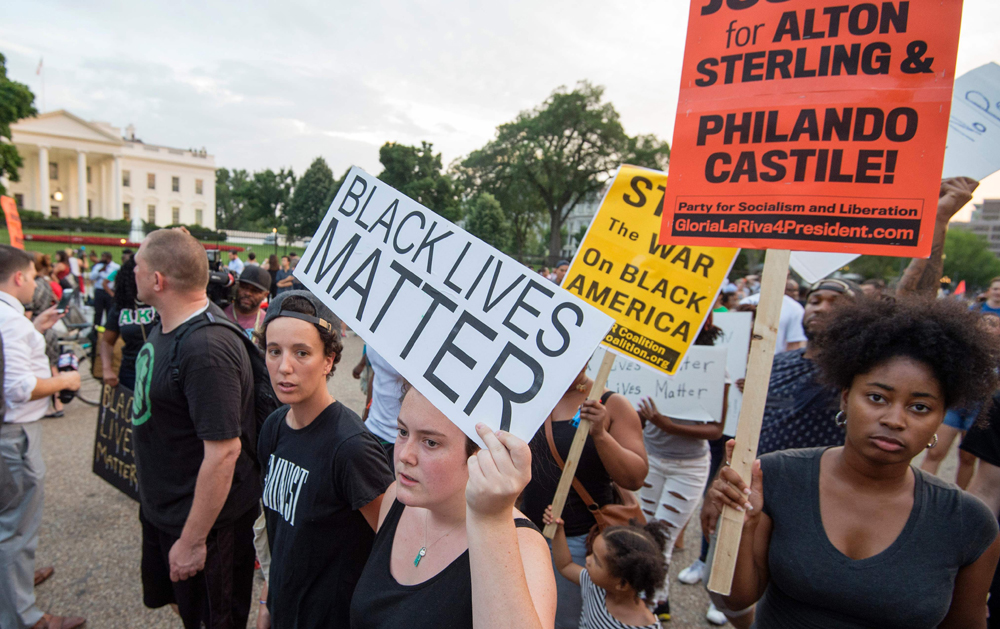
[378,141,460,222]
[943,228,1000,292]
[215,167,252,229]
[244,167,295,230]
[286,157,334,242]
[464,193,510,251]
[0,53,38,196]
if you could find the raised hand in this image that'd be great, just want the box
[466,423,532,520]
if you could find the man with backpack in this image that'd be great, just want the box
[132,229,263,629]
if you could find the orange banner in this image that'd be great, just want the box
[660,0,963,258]
[0,196,24,250]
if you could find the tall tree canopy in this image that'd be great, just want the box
[286,157,336,241]
[0,53,37,196]
[464,192,511,252]
[461,81,669,264]
[215,167,252,230]
[378,141,459,222]
[943,228,1000,292]
[245,167,295,230]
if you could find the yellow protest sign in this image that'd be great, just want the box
[564,165,738,375]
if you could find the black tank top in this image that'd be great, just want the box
[350,500,541,628]
[520,391,617,537]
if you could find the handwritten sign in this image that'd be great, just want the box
[660,0,964,258]
[565,165,737,375]
[944,62,1000,180]
[588,345,728,423]
[93,384,139,501]
[295,167,614,444]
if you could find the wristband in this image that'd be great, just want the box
[259,600,267,605]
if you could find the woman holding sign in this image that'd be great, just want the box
[710,298,1000,628]
[349,385,557,628]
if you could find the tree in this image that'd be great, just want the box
[215,167,252,229]
[461,81,670,265]
[464,193,511,251]
[286,157,336,242]
[244,167,295,230]
[943,228,1000,292]
[378,141,460,221]
[0,53,37,196]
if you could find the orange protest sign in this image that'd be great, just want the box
[0,196,24,250]
[660,0,963,258]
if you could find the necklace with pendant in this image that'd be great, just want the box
[414,511,463,567]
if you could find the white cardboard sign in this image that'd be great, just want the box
[587,346,728,424]
[714,311,753,436]
[944,62,1000,181]
[295,167,614,444]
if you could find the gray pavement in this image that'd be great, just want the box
[29,334,960,628]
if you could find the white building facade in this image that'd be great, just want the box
[7,110,216,230]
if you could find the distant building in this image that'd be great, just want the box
[6,110,216,229]
[561,190,605,259]
[954,199,1000,257]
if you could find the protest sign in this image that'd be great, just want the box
[295,167,614,445]
[564,165,737,375]
[93,383,139,502]
[944,62,1000,181]
[660,0,964,258]
[715,311,753,435]
[1,196,24,249]
[588,345,728,423]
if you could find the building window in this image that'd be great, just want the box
[51,206,60,217]
[87,199,93,218]
[87,166,92,184]
[148,204,156,225]
[195,179,203,195]
[195,209,203,226]
[172,207,180,224]
[123,203,131,221]
[13,194,23,208]
[172,176,180,193]
[147,173,156,190]
[49,162,58,180]
[123,170,131,187]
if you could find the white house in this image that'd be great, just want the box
[6,110,216,230]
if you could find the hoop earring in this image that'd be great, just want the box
[927,434,938,449]
[834,411,847,428]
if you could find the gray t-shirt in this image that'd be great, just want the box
[643,419,711,460]
[753,448,998,628]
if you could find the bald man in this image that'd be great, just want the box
[132,230,259,629]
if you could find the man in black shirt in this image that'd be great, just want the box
[132,229,260,629]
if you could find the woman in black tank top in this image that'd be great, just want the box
[350,386,557,628]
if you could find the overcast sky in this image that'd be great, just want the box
[2,0,999,217]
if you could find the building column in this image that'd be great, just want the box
[100,162,108,218]
[38,146,50,216]
[113,155,122,220]
[77,151,87,218]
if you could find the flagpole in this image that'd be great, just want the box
[37,57,44,112]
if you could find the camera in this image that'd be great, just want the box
[206,250,235,309]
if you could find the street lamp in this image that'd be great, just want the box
[272,227,278,257]
[52,190,63,202]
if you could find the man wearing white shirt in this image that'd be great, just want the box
[89,252,119,328]
[739,289,807,354]
[0,245,83,629]
[227,251,244,275]
[363,346,406,462]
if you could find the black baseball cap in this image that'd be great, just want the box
[238,265,271,292]
[262,290,339,334]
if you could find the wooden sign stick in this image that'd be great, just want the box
[543,350,616,539]
[707,248,790,595]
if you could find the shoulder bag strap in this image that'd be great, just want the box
[543,416,599,509]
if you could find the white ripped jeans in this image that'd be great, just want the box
[639,451,712,602]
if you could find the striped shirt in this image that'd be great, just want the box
[579,569,660,629]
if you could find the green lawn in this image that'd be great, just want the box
[1,228,307,264]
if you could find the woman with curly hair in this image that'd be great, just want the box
[254,291,394,629]
[710,297,1000,628]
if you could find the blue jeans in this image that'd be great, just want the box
[548,533,588,629]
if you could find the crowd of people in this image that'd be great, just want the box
[0,175,999,629]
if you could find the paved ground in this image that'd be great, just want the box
[29,334,960,628]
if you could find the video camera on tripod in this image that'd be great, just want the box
[206,249,235,309]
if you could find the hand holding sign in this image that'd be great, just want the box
[466,423,533,521]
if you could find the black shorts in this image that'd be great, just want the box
[140,506,258,629]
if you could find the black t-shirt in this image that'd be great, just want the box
[961,393,1000,467]
[132,302,260,536]
[259,401,394,629]
[105,303,157,390]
